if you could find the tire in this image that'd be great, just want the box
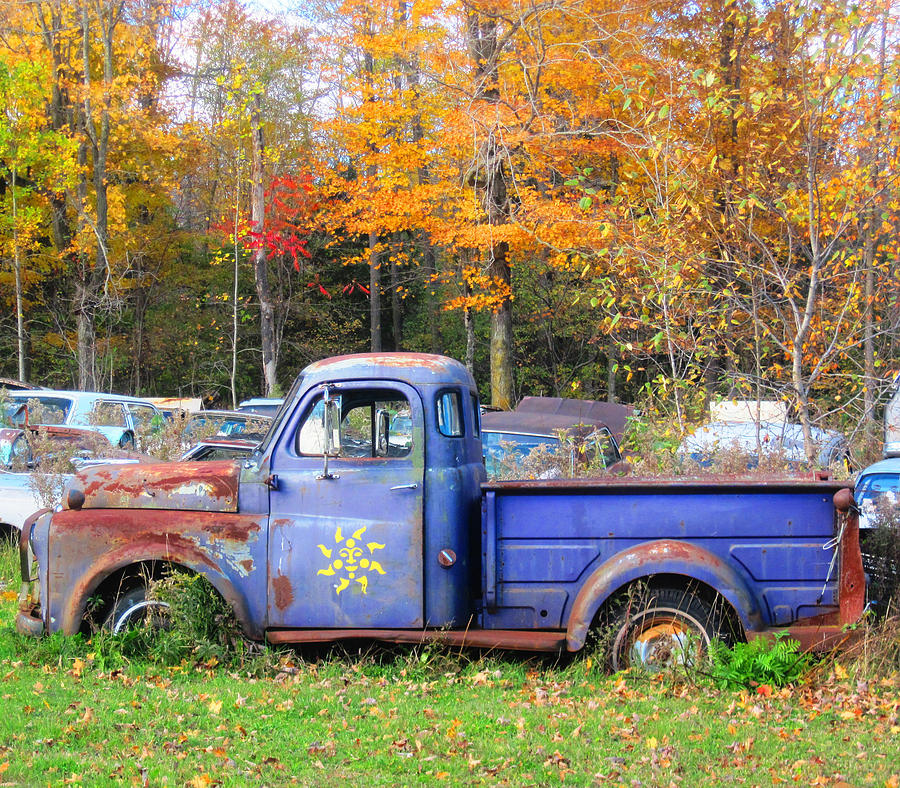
[103,584,170,634]
[118,432,135,450]
[607,585,726,672]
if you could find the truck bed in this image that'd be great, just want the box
[481,476,847,635]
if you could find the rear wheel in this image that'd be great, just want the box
[607,585,726,672]
[103,584,170,634]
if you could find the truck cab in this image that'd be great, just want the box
[251,353,485,632]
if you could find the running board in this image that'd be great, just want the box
[266,628,568,652]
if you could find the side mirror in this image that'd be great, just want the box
[319,387,341,480]
[323,396,341,456]
[375,408,390,457]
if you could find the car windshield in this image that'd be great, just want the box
[856,473,900,519]
[9,395,72,425]
[0,432,29,470]
[482,431,558,476]
[1,402,27,428]
[253,375,304,460]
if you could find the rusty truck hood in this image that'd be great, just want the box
[64,459,241,513]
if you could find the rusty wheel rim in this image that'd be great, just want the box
[620,608,709,670]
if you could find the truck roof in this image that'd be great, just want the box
[300,353,475,390]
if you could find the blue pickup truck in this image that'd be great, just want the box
[17,354,865,669]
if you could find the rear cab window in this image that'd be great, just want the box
[436,390,463,437]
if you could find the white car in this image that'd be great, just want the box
[679,420,850,468]
[6,390,162,450]
[0,470,46,542]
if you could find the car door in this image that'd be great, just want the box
[267,381,424,629]
[127,404,161,450]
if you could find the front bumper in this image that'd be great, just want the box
[16,602,43,636]
[16,509,48,637]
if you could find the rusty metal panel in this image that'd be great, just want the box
[67,460,241,513]
[42,508,267,637]
[482,481,847,636]
[266,627,567,652]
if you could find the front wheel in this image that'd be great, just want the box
[608,585,726,672]
[103,585,170,634]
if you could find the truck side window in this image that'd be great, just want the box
[297,391,412,458]
[437,391,463,437]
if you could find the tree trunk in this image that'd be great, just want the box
[231,164,241,409]
[369,229,382,352]
[11,166,27,382]
[251,93,277,396]
[863,14,887,430]
[467,11,515,407]
[423,241,440,354]
[76,0,124,391]
[464,260,475,373]
[131,256,146,394]
[390,254,402,350]
[606,340,617,403]
[488,241,513,409]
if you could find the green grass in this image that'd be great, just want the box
[1,541,898,786]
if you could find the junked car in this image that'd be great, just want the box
[237,398,284,417]
[0,424,110,471]
[0,470,44,544]
[1,424,151,541]
[855,456,900,530]
[481,397,632,478]
[184,410,272,443]
[6,390,163,450]
[179,438,257,462]
[679,420,850,470]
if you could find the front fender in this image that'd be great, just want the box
[47,509,266,639]
[565,539,763,651]
[61,536,261,639]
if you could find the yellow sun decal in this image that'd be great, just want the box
[316,525,386,595]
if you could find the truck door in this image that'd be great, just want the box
[267,381,425,629]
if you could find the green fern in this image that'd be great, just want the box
[709,634,811,689]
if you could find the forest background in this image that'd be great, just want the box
[0,0,898,458]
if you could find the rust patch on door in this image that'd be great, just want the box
[272,573,294,610]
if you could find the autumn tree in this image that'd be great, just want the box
[179,0,314,400]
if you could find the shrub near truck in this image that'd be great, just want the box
[17,354,865,668]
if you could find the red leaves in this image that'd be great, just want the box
[242,174,319,271]
[342,280,369,296]
[306,275,331,299]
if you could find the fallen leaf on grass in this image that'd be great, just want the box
[0,762,8,775]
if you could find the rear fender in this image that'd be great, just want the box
[61,536,259,639]
[565,539,763,651]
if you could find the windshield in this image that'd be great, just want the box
[8,395,72,425]
[0,432,30,470]
[482,431,558,476]
[1,402,27,428]
[252,374,304,460]
[855,472,900,527]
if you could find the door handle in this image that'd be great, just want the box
[390,483,418,491]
